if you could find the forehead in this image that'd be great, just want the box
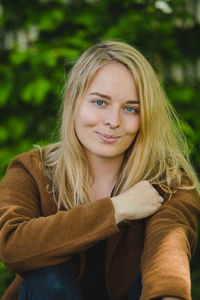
[86,62,138,99]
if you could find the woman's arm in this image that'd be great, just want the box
[0,152,119,274]
[140,178,200,300]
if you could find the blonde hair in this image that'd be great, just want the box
[38,40,200,210]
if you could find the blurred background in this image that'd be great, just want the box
[0,0,200,298]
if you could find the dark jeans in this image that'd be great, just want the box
[18,263,142,300]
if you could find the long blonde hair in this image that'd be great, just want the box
[39,40,200,210]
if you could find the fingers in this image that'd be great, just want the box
[159,196,164,203]
[156,196,164,210]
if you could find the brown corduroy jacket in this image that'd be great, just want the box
[0,150,199,300]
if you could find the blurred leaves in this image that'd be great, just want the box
[22,77,51,104]
[0,0,200,298]
[0,262,14,296]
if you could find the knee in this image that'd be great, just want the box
[24,264,79,298]
[40,267,66,296]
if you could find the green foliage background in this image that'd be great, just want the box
[0,0,200,298]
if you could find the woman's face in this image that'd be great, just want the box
[75,62,140,161]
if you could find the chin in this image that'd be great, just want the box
[95,151,123,159]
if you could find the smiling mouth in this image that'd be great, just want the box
[96,132,121,143]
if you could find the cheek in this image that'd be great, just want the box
[124,116,140,135]
[78,106,100,127]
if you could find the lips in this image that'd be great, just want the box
[96,132,121,143]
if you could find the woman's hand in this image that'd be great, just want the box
[111,180,164,224]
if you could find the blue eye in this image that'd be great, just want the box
[95,100,105,106]
[124,106,135,113]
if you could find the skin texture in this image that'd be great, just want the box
[111,180,164,224]
[75,62,140,162]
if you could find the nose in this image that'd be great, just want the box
[103,108,120,129]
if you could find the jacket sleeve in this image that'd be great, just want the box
[140,179,200,300]
[0,152,119,274]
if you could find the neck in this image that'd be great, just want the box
[86,153,124,200]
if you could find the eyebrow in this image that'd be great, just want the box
[89,92,140,104]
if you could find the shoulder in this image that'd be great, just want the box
[172,175,199,205]
[1,149,49,191]
[7,149,41,176]
[1,149,52,202]
[156,175,199,202]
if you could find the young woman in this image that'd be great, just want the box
[0,40,199,300]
